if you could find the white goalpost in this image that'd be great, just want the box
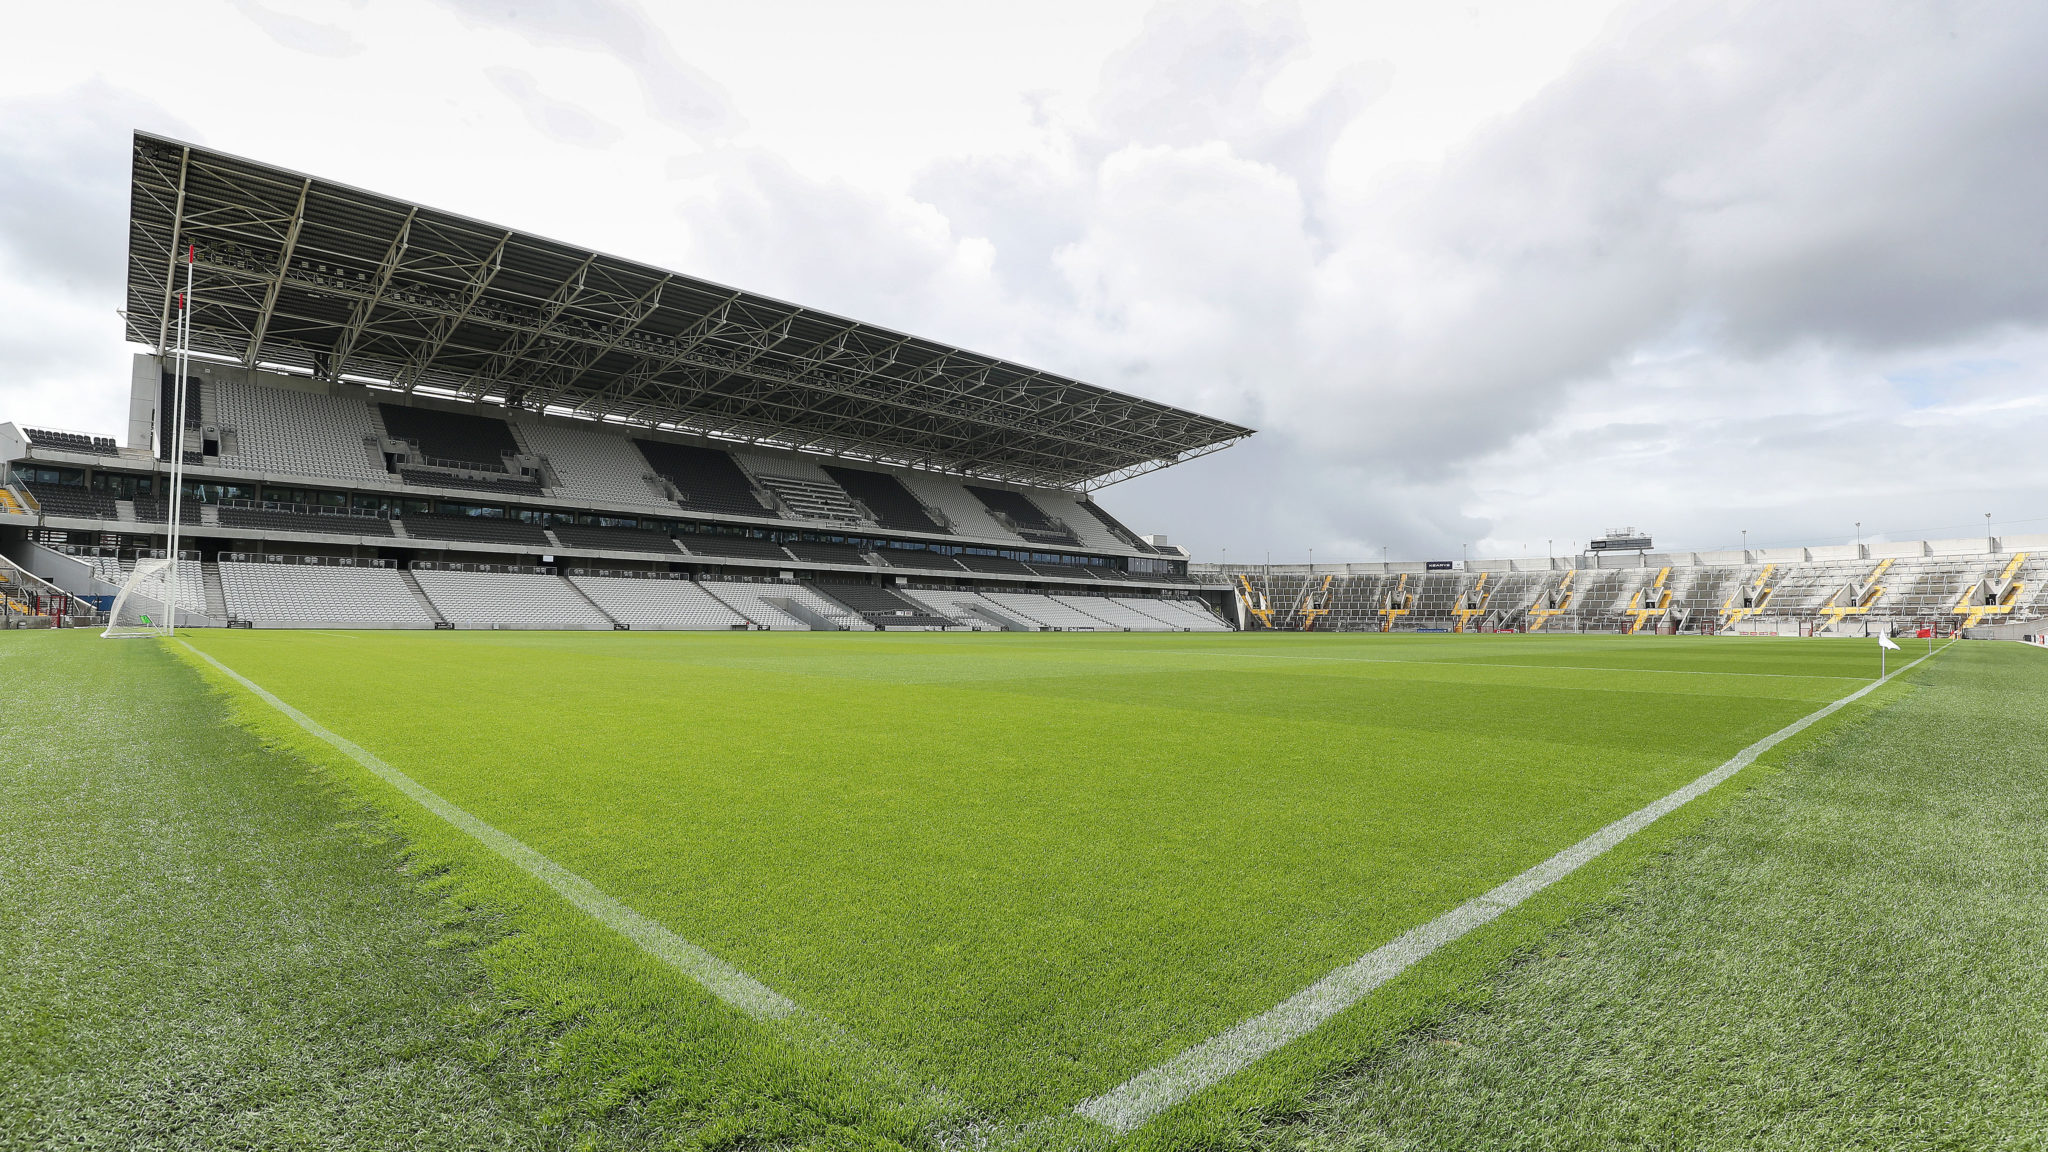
[105,244,195,639]
[103,556,180,638]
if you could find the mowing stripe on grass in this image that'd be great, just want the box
[1176,650,1872,681]
[175,640,801,1023]
[1073,641,1950,1134]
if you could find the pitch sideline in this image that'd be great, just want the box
[1073,640,1954,1133]
[175,639,802,1023]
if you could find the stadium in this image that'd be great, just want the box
[5,130,2045,1151]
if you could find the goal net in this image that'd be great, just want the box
[103,557,179,639]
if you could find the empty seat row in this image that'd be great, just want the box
[409,568,612,629]
[213,379,387,481]
[380,403,520,470]
[568,574,749,630]
[219,563,436,627]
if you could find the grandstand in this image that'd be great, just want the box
[1210,536,2048,637]
[0,133,1249,631]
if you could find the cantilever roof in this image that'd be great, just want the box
[125,132,1252,489]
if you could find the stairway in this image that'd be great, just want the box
[398,568,449,626]
[559,572,626,629]
[201,561,229,621]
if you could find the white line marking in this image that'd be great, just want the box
[176,639,801,1022]
[1073,640,1951,1133]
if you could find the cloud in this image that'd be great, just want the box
[0,83,191,301]
[7,0,2045,560]
[486,67,622,147]
[913,0,2048,556]
[226,0,366,57]
[434,0,740,138]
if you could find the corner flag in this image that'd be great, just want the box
[1878,630,1900,677]
[1878,633,1900,651]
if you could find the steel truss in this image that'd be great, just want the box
[126,133,1252,489]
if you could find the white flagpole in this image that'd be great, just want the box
[165,244,194,634]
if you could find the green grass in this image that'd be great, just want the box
[130,628,1906,1147]
[0,631,573,1149]
[1252,640,2048,1151]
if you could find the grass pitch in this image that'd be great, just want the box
[8,629,1967,1148]
[1258,639,2048,1151]
[159,630,1897,1143]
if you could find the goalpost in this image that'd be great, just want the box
[105,244,196,639]
[103,556,180,638]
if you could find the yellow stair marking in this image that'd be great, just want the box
[1818,557,1895,626]
[0,489,23,515]
[1236,573,1275,628]
[1956,553,2029,628]
[1527,569,1575,631]
[1298,574,1336,631]
[1626,566,1673,634]
[1721,563,1777,629]
[1378,572,1411,632]
[1452,571,1492,633]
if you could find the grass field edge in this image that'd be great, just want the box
[1093,640,1957,1150]
[162,635,968,1150]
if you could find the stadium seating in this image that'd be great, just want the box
[1133,597,1231,631]
[518,420,677,510]
[379,403,520,471]
[871,548,964,571]
[211,380,387,481]
[978,591,1113,629]
[102,556,207,614]
[1050,595,1177,630]
[806,581,957,628]
[635,440,770,516]
[1025,559,1118,581]
[23,428,119,455]
[677,534,792,562]
[956,553,1037,577]
[399,468,543,496]
[893,472,1016,539]
[219,561,437,627]
[131,497,205,526]
[409,567,614,629]
[698,578,873,630]
[821,466,949,534]
[400,514,551,548]
[965,486,1079,545]
[782,539,870,566]
[21,482,117,520]
[86,555,125,585]
[156,375,203,462]
[218,505,397,537]
[750,467,868,525]
[549,524,680,554]
[567,573,751,630]
[1067,497,1154,552]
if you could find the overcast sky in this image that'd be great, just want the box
[5,0,2045,561]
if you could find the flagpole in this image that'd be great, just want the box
[165,244,193,634]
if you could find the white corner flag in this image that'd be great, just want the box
[1878,632,1901,651]
[1878,630,1900,677]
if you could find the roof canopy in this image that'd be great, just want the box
[125,132,1252,489]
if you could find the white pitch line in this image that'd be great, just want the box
[176,640,801,1022]
[1073,640,1952,1134]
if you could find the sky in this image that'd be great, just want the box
[3,0,2046,562]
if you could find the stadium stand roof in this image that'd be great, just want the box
[125,132,1253,489]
